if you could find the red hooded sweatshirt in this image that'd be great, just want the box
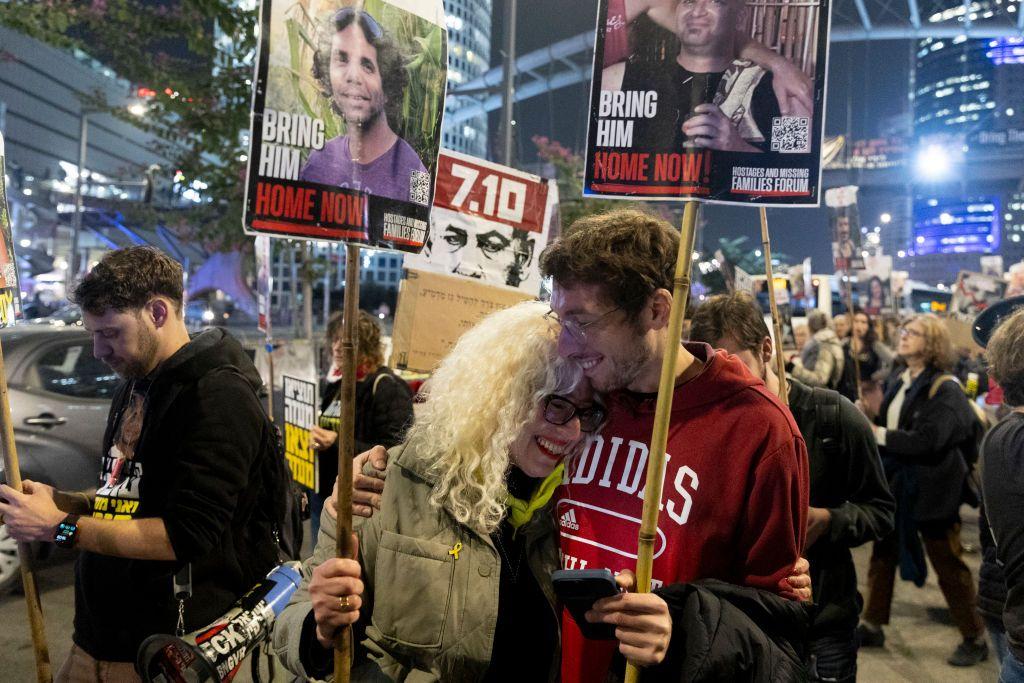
[556,343,809,683]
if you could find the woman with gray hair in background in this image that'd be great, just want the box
[788,309,845,390]
[273,301,606,681]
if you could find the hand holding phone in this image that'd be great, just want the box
[551,568,621,640]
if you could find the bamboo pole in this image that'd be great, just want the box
[843,273,862,396]
[333,243,360,683]
[759,208,789,405]
[0,342,53,683]
[623,201,699,683]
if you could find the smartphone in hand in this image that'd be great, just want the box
[551,568,620,640]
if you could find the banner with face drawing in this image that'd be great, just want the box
[403,149,557,295]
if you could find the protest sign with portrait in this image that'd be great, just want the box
[951,270,1007,319]
[403,150,557,295]
[0,134,22,328]
[857,254,892,315]
[825,185,863,271]
[244,0,447,251]
[583,0,831,205]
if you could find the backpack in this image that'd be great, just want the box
[927,374,988,507]
[812,387,842,461]
[834,344,859,402]
[227,366,305,562]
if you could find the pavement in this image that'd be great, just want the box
[0,507,1003,681]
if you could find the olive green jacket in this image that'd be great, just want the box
[273,440,562,681]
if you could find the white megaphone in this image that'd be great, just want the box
[137,562,303,682]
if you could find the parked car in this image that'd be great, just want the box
[0,326,116,593]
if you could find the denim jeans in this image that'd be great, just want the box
[985,616,1009,665]
[809,631,859,683]
[1001,653,1024,683]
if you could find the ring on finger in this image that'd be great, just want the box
[338,595,354,611]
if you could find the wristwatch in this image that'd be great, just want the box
[54,514,81,549]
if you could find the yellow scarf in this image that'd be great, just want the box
[505,464,564,530]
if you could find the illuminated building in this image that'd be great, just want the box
[441,0,492,159]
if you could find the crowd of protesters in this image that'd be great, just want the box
[2,210,1024,682]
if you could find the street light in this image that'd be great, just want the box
[880,212,892,224]
[67,100,149,291]
[915,145,952,182]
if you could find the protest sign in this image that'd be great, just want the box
[0,134,22,327]
[282,375,318,490]
[951,270,1007,319]
[980,255,1004,279]
[825,185,863,271]
[584,0,830,205]
[243,0,447,250]
[404,150,557,295]
[390,268,532,373]
[255,235,272,334]
[858,254,893,315]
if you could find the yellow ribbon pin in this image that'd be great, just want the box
[448,542,462,560]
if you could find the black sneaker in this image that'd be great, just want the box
[947,639,989,667]
[857,623,885,648]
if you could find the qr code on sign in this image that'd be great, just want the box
[409,170,430,206]
[770,116,810,153]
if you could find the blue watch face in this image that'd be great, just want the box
[55,519,77,545]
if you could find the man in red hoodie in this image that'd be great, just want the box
[540,209,809,682]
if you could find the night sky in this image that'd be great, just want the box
[488,0,913,272]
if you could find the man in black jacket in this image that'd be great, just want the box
[1,246,278,680]
[690,293,894,682]
[981,307,1024,681]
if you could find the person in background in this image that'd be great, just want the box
[274,302,606,681]
[846,307,894,383]
[794,323,810,353]
[309,310,413,539]
[789,309,845,389]
[834,312,851,341]
[880,314,902,351]
[980,308,1024,682]
[856,314,988,667]
[691,293,894,683]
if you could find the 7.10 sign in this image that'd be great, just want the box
[433,153,548,234]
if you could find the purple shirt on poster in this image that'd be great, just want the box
[299,135,427,204]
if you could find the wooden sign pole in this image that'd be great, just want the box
[759,208,789,405]
[623,200,699,683]
[333,243,360,683]
[0,342,53,683]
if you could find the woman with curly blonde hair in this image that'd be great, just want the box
[274,301,606,681]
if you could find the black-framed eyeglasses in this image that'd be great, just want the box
[544,307,622,342]
[333,6,383,39]
[543,394,607,433]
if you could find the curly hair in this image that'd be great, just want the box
[72,246,183,315]
[407,301,582,535]
[539,209,678,322]
[326,309,384,367]
[987,308,1024,407]
[904,313,954,371]
[312,8,408,132]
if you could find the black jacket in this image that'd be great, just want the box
[316,366,414,497]
[73,329,278,661]
[638,580,811,682]
[786,380,894,635]
[875,366,973,522]
[977,503,1008,622]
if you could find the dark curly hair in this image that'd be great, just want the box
[312,8,408,132]
[539,209,678,321]
[72,246,183,315]
[326,309,385,367]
